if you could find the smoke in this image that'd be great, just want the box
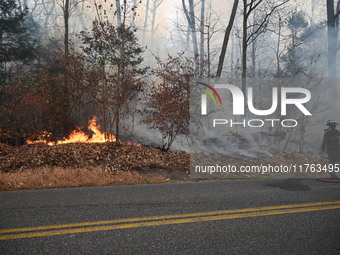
[21,0,340,158]
[187,77,340,159]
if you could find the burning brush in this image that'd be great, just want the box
[26,117,116,146]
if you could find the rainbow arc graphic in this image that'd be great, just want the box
[197,82,223,106]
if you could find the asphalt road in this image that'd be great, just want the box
[1,178,340,254]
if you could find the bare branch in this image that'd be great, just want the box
[335,9,340,19]
[181,0,191,25]
[247,0,263,17]
[246,0,289,46]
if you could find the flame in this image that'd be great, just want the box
[26,117,116,146]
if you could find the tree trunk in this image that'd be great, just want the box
[116,0,122,26]
[142,0,150,45]
[151,0,157,43]
[336,0,340,28]
[189,0,199,76]
[276,16,282,77]
[75,1,86,32]
[182,0,199,76]
[186,26,191,52]
[310,0,315,25]
[42,0,55,33]
[242,0,247,94]
[230,30,234,74]
[207,23,211,77]
[251,39,256,77]
[216,0,239,80]
[64,0,70,56]
[327,0,337,78]
[131,0,137,28]
[200,0,205,77]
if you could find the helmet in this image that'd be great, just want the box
[327,120,338,126]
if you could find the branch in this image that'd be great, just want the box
[156,0,164,9]
[335,9,340,19]
[41,0,55,14]
[181,0,192,25]
[247,0,263,17]
[246,0,289,46]
[336,0,340,19]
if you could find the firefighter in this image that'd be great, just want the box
[321,120,340,164]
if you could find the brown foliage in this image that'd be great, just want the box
[0,18,147,143]
[142,54,194,150]
[80,19,147,139]
[0,142,189,172]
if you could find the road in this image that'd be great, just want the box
[1,178,340,254]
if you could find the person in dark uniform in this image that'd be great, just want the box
[321,120,340,164]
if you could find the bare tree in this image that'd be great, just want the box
[141,0,163,46]
[271,12,288,77]
[116,0,121,25]
[74,1,86,31]
[41,0,56,32]
[200,0,205,77]
[215,0,239,80]
[182,0,199,76]
[326,0,340,78]
[336,0,340,28]
[150,0,164,42]
[57,0,82,56]
[142,0,150,45]
[204,3,223,78]
[241,0,288,93]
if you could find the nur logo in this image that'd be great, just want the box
[197,82,223,115]
[199,83,312,117]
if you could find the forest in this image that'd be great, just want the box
[0,0,339,157]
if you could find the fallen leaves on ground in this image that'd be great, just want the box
[0,142,326,176]
[191,151,326,168]
[0,142,189,173]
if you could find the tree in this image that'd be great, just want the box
[199,0,205,77]
[337,0,340,28]
[269,11,288,77]
[281,11,320,77]
[57,0,82,56]
[80,19,147,140]
[150,0,164,43]
[116,0,122,25]
[326,0,339,77]
[215,0,239,80]
[0,50,77,144]
[182,0,199,76]
[141,0,164,45]
[142,54,192,150]
[0,0,39,64]
[0,0,40,88]
[142,0,150,45]
[241,0,288,92]
[288,11,309,48]
[41,0,56,33]
[204,1,223,78]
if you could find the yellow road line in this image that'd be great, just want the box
[1,200,339,235]
[1,204,340,240]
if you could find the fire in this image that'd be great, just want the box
[26,117,116,146]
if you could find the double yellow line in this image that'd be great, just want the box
[1,200,340,240]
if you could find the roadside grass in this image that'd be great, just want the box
[0,167,168,191]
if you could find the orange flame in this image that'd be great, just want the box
[26,117,116,146]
